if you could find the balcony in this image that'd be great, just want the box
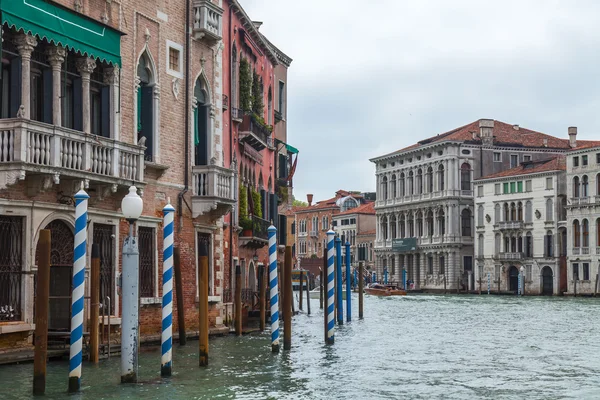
[239,115,270,151]
[274,110,283,123]
[0,119,145,193]
[498,252,524,260]
[570,197,590,206]
[497,221,524,230]
[231,108,244,123]
[191,164,236,219]
[309,230,318,238]
[239,215,270,249]
[192,0,223,45]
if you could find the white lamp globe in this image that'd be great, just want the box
[121,186,143,221]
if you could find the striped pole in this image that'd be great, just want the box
[161,199,175,377]
[326,230,335,344]
[268,225,280,352]
[69,185,89,393]
[335,237,343,325]
[345,242,351,322]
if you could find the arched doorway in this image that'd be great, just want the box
[541,266,553,295]
[36,220,74,331]
[508,266,519,293]
[248,262,256,292]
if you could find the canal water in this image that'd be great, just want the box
[2,294,600,399]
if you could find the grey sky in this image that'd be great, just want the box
[243,0,600,203]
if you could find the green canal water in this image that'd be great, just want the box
[2,294,600,399]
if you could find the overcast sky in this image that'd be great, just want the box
[242,0,600,203]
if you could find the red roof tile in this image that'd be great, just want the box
[477,156,566,180]
[336,202,375,216]
[378,119,600,157]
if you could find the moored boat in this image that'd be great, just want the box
[364,283,406,296]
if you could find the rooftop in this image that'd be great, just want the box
[336,201,376,216]
[476,156,566,180]
[372,119,600,160]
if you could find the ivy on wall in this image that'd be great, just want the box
[239,58,252,112]
[251,71,263,116]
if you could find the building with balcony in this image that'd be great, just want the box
[0,0,234,349]
[370,120,599,292]
[566,141,600,295]
[220,0,295,317]
[474,156,567,295]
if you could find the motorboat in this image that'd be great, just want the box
[364,283,406,296]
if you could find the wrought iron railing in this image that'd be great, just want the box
[223,288,232,303]
[240,114,270,145]
[0,216,23,321]
[241,288,253,305]
[251,216,270,241]
[274,109,283,122]
[231,107,244,121]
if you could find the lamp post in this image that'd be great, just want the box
[519,266,525,296]
[120,186,143,384]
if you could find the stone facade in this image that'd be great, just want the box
[370,119,599,292]
[566,144,600,295]
[474,157,567,295]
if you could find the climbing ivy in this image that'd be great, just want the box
[251,71,263,116]
[239,58,252,112]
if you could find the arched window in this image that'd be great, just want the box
[399,173,405,197]
[597,218,600,247]
[416,168,423,194]
[381,216,388,240]
[495,233,501,255]
[461,208,472,237]
[390,216,397,239]
[478,234,484,257]
[525,232,532,256]
[478,205,484,227]
[504,203,509,222]
[194,76,211,166]
[427,167,434,193]
[137,50,158,161]
[597,173,600,196]
[408,171,414,195]
[399,214,406,238]
[583,219,589,247]
[582,175,589,197]
[381,176,388,200]
[546,198,553,221]
[545,230,554,257]
[438,164,445,191]
[510,202,516,221]
[573,176,580,198]
[517,202,523,221]
[231,44,238,108]
[461,163,471,191]
[391,174,397,199]
[408,212,414,237]
[438,209,445,235]
[525,201,532,222]
[494,203,501,224]
[267,86,272,125]
[427,210,434,237]
[573,219,580,248]
[416,212,423,237]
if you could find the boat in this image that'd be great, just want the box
[308,287,347,300]
[364,283,407,296]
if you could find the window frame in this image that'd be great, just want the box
[166,40,184,79]
[493,152,501,162]
[137,222,159,302]
[510,154,519,168]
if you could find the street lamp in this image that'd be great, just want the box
[120,186,143,384]
[519,266,525,296]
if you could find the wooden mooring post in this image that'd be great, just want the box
[358,262,364,320]
[298,271,303,311]
[173,247,186,345]
[235,264,242,336]
[33,229,50,396]
[89,244,100,363]
[284,246,293,350]
[259,265,266,332]
[305,272,311,315]
[199,242,209,366]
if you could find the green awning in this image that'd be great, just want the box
[1,0,122,66]
[285,144,299,154]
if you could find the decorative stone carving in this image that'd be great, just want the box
[16,105,25,118]
[46,46,67,66]
[76,57,97,76]
[103,66,120,85]
[14,33,37,56]
[144,28,151,44]
[74,0,83,12]
[0,170,26,190]
[172,77,180,99]
[137,136,147,147]
[153,85,160,99]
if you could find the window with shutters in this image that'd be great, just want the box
[510,154,518,168]
[572,263,579,280]
[495,184,501,195]
[166,41,183,78]
[546,198,553,221]
[583,263,590,280]
[0,216,24,321]
[525,180,532,192]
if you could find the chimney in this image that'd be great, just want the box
[479,119,495,146]
[568,126,577,148]
[543,138,548,147]
[513,124,519,130]
[307,194,313,206]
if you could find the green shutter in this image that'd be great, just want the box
[517,181,523,193]
[137,89,142,133]
[194,106,199,146]
[1,0,122,66]
[510,182,516,193]
[503,183,509,194]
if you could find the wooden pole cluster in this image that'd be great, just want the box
[198,242,209,366]
[173,247,187,345]
[259,265,266,332]
[358,262,364,320]
[89,244,100,363]
[305,272,311,315]
[33,229,51,396]
[299,271,304,311]
[235,264,242,336]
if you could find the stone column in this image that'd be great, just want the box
[104,66,120,140]
[448,251,455,289]
[375,215,380,241]
[14,33,38,119]
[46,46,66,126]
[76,57,97,134]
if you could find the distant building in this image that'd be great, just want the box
[332,202,376,269]
[370,120,600,291]
[566,142,600,295]
[474,157,567,295]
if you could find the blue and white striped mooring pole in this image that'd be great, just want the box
[326,230,335,344]
[268,225,280,352]
[345,242,351,322]
[335,236,343,325]
[161,199,175,377]
[69,185,89,393]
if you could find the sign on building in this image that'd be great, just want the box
[392,238,417,252]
